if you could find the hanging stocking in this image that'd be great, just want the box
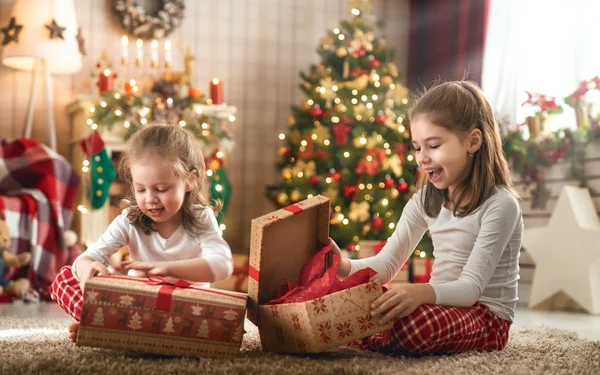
[80,131,116,209]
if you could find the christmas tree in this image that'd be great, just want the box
[266,1,429,257]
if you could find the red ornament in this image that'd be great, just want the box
[384,177,395,188]
[309,175,319,185]
[333,123,352,145]
[342,184,357,199]
[346,243,358,252]
[370,59,380,68]
[397,180,409,193]
[358,49,366,57]
[330,172,341,182]
[311,107,323,118]
[371,216,384,230]
[374,114,386,124]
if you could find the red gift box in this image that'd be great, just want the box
[77,275,247,358]
[247,195,392,353]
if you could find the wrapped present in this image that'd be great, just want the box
[410,257,433,283]
[247,195,392,353]
[211,254,249,292]
[77,275,247,358]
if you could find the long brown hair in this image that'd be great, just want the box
[409,81,517,217]
[118,124,220,234]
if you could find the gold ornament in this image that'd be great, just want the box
[277,193,289,206]
[382,154,403,177]
[339,75,369,91]
[388,83,409,104]
[376,39,387,50]
[322,187,339,202]
[336,47,348,58]
[281,168,293,180]
[349,201,370,222]
[288,115,296,126]
[290,190,302,202]
[313,126,331,145]
[319,77,338,109]
[381,75,394,86]
[291,160,316,178]
[349,29,374,52]
[390,188,399,199]
[320,34,335,48]
[353,103,374,119]
[385,62,399,78]
[362,223,371,235]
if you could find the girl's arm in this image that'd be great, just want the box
[124,207,233,283]
[432,193,522,307]
[345,191,429,283]
[71,213,130,282]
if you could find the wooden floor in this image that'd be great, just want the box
[1,300,599,342]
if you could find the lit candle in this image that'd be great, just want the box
[164,39,172,69]
[151,39,158,68]
[136,39,143,66]
[97,69,115,94]
[210,78,224,105]
[121,35,129,64]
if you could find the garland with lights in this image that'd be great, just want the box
[265,3,433,258]
[84,83,236,224]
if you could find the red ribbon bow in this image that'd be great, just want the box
[145,276,194,311]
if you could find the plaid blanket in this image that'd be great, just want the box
[0,137,80,299]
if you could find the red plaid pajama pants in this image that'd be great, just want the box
[350,302,511,356]
[49,266,83,321]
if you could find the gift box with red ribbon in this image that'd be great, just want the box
[211,254,249,293]
[77,275,247,358]
[247,195,392,353]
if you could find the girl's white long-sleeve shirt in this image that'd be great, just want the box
[72,206,233,287]
[349,187,523,321]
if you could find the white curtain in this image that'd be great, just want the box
[482,0,600,132]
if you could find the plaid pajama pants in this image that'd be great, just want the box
[350,302,511,356]
[49,266,84,321]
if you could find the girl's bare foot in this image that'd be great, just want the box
[68,322,80,344]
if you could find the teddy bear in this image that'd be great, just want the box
[0,218,32,299]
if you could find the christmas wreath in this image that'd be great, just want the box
[112,0,185,40]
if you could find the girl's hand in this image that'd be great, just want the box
[371,284,433,324]
[122,260,170,277]
[76,257,110,285]
[328,237,350,278]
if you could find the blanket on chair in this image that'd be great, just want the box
[0,137,80,299]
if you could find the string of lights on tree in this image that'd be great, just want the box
[266,1,432,257]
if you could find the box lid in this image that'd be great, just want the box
[247,195,330,324]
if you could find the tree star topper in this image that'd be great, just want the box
[45,19,66,40]
[1,17,23,46]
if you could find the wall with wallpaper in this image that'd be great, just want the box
[0,0,409,250]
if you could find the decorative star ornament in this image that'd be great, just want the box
[1,17,23,46]
[45,19,66,40]
[523,186,600,314]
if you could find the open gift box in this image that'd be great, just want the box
[247,195,392,353]
[77,275,247,358]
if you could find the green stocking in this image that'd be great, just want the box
[80,131,116,209]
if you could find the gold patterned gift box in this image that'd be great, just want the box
[77,275,247,358]
[247,195,392,353]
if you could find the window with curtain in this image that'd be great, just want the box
[482,0,600,133]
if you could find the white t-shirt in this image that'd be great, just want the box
[72,206,233,288]
[349,187,523,321]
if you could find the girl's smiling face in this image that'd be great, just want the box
[130,159,192,234]
[410,115,476,197]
